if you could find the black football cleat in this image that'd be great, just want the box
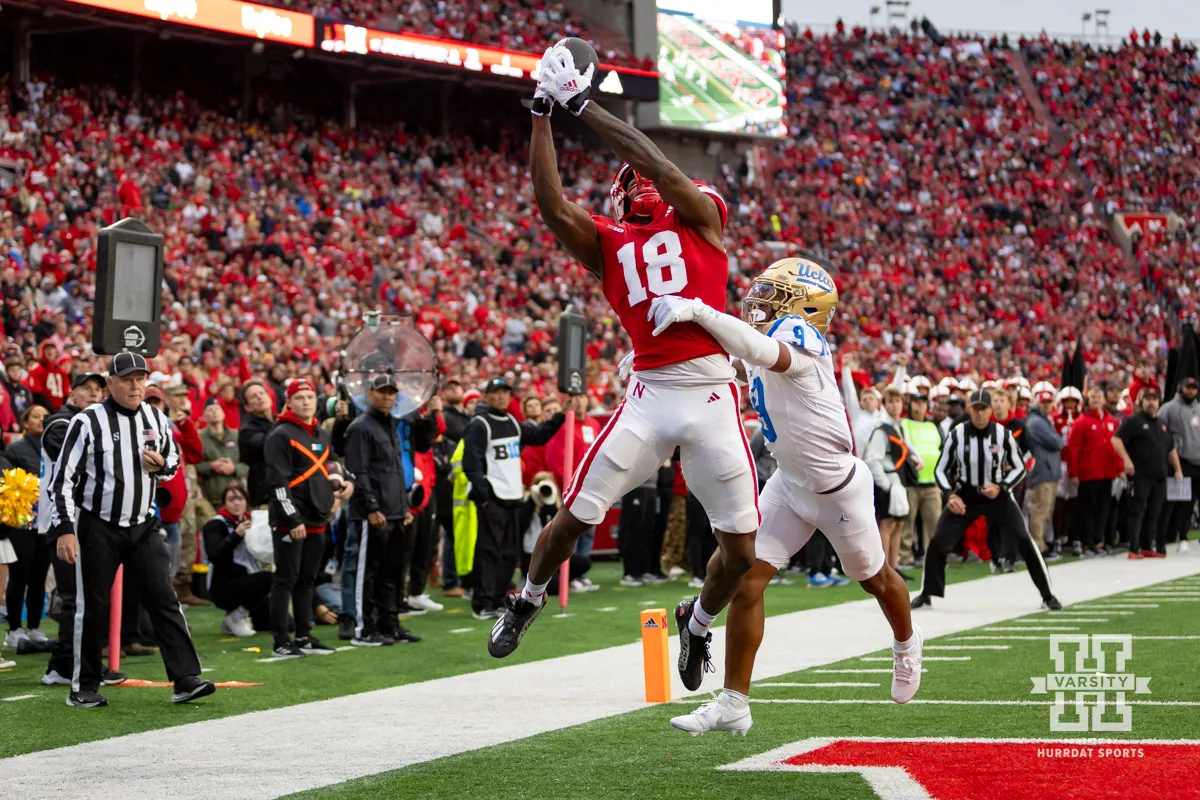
[1042,595,1063,611]
[675,598,714,692]
[66,690,108,708]
[910,594,933,610]
[488,593,544,658]
[172,676,216,704]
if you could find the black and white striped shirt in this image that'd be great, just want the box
[934,420,1026,497]
[47,397,180,535]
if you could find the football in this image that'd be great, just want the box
[558,36,599,102]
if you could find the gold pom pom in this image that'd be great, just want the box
[0,468,40,528]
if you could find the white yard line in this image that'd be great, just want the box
[448,628,475,634]
[1077,604,1159,609]
[1035,610,1131,615]
[1,694,36,702]
[739,699,1200,706]
[756,682,881,688]
[953,635,1200,641]
[924,645,1010,650]
[860,656,970,661]
[812,668,931,674]
[982,626,1081,632]
[3,555,1198,800]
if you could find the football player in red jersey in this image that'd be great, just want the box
[488,43,759,694]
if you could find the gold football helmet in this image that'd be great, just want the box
[743,255,838,334]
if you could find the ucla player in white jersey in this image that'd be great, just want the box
[647,255,922,736]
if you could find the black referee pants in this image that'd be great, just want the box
[270,528,326,647]
[1160,459,1200,548]
[919,495,1053,601]
[352,519,393,639]
[472,501,522,614]
[619,486,658,578]
[73,512,201,693]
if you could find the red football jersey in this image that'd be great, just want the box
[592,186,730,371]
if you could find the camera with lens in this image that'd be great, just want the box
[531,478,559,507]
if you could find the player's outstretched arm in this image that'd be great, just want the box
[647,296,794,374]
[530,115,603,275]
[577,103,723,248]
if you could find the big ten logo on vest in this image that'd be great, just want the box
[492,442,520,461]
[791,260,835,293]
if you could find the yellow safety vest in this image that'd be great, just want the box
[450,438,478,575]
[900,418,943,485]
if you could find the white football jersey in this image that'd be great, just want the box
[745,316,856,491]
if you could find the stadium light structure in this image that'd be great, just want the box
[1094,9,1110,42]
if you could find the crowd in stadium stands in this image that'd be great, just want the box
[1022,33,1200,324]
[265,0,648,68]
[1,24,1199,670]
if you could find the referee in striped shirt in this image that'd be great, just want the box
[47,352,213,708]
[911,389,1061,611]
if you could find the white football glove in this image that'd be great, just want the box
[647,295,705,336]
[530,47,556,117]
[536,44,594,116]
[617,351,635,382]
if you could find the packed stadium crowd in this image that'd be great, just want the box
[0,22,1198,678]
[263,0,648,68]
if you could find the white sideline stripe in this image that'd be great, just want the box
[1008,617,1109,623]
[811,668,930,674]
[740,699,1200,707]
[3,554,1198,800]
[2,694,36,702]
[1036,610,1131,616]
[756,682,881,688]
[1077,604,1159,609]
[1116,598,1200,602]
[334,647,355,652]
[925,645,1010,650]
[860,656,971,661]
[983,626,1081,632]
[449,628,475,634]
[597,607,619,612]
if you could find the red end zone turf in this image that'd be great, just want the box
[722,738,1200,800]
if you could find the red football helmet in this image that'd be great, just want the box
[610,163,662,221]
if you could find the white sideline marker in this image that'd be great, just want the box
[1077,604,1159,609]
[448,628,475,634]
[1009,617,1109,623]
[2,694,36,702]
[1037,610,1132,615]
[1120,598,1200,602]
[756,682,881,688]
[953,635,1200,641]
[861,656,970,662]
[597,607,618,612]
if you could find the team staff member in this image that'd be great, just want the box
[1158,377,1200,553]
[460,378,565,620]
[343,375,420,647]
[899,392,943,567]
[265,379,354,659]
[47,353,212,708]
[1023,387,1065,557]
[1063,386,1123,556]
[1112,387,1182,558]
[911,390,1060,611]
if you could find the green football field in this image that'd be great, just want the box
[298,574,1200,800]
[0,559,993,758]
[3,554,1200,800]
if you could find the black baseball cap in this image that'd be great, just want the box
[484,377,512,393]
[369,374,399,392]
[71,372,105,390]
[1183,377,1199,390]
[109,352,149,377]
[969,389,993,408]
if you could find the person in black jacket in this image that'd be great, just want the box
[342,375,420,646]
[264,379,354,659]
[238,379,275,508]
[202,483,270,636]
[37,372,113,687]
[461,378,565,619]
[2,405,49,646]
[2,354,33,431]
[433,379,472,596]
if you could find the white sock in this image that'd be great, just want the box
[688,599,716,636]
[721,689,749,712]
[521,577,550,603]
[894,632,918,651]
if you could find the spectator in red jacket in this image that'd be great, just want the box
[24,340,68,411]
[1064,386,1125,555]
[146,385,206,605]
[1128,360,1161,411]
